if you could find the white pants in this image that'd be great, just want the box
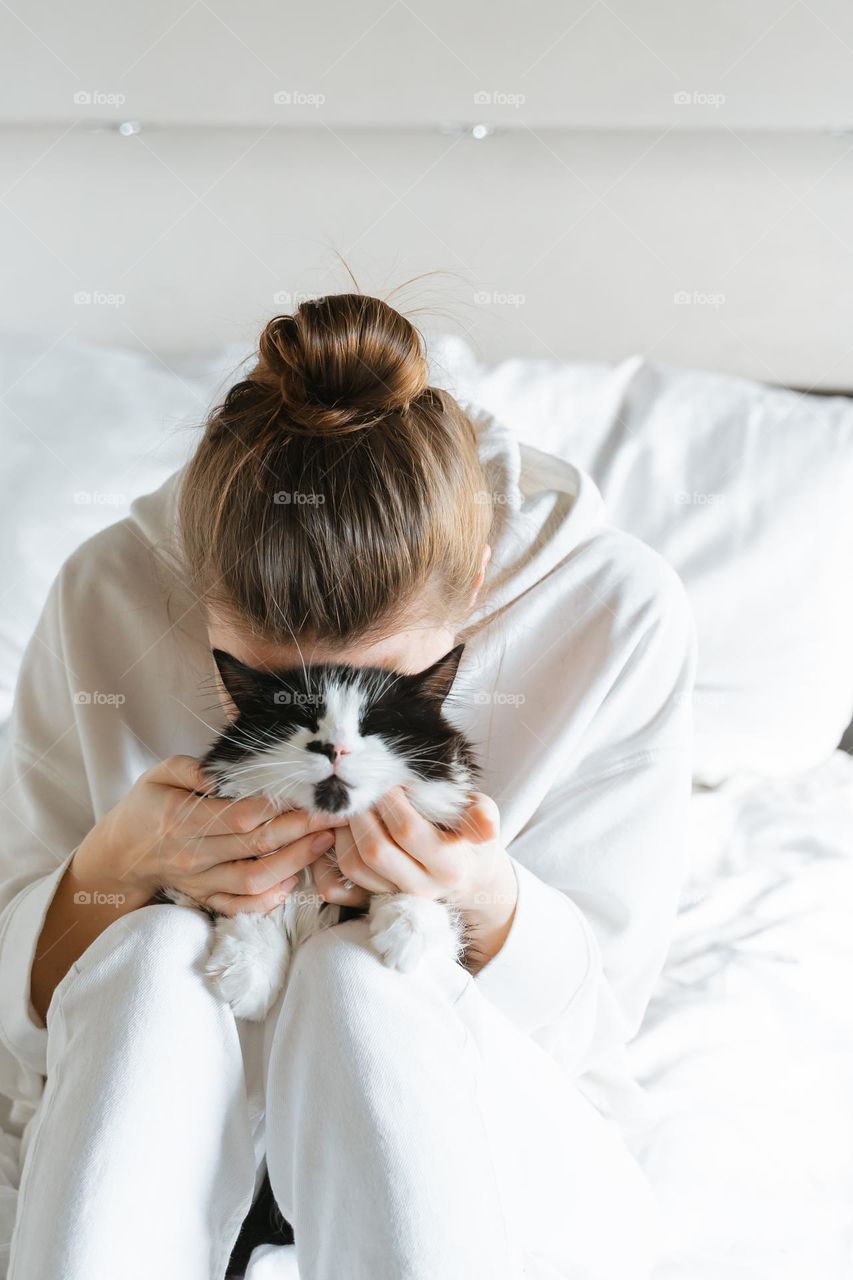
[8,905,663,1280]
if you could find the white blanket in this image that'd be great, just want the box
[638,752,853,1278]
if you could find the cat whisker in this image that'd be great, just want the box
[217,758,314,776]
[268,598,311,691]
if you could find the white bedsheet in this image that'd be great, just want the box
[637,751,853,1279]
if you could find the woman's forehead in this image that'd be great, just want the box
[206,609,455,675]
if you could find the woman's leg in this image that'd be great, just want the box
[263,918,663,1280]
[8,904,258,1280]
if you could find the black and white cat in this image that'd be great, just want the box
[168,644,477,1020]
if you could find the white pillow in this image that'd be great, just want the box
[458,352,853,782]
[0,335,249,720]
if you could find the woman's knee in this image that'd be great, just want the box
[63,903,214,1013]
[285,917,467,1039]
[288,918,376,1002]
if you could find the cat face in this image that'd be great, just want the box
[205,645,474,824]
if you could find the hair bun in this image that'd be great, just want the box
[251,293,429,436]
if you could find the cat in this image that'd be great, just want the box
[166,644,477,1021]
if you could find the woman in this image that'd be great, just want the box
[0,294,694,1280]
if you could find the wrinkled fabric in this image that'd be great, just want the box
[9,905,664,1280]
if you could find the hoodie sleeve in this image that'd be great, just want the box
[474,557,696,1085]
[0,571,94,1086]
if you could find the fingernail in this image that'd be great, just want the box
[311,832,335,853]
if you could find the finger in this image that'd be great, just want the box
[334,822,398,894]
[183,794,349,846]
[456,793,501,844]
[348,809,433,895]
[373,788,441,862]
[312,847,370,907]
[179,791,283,839]
[197,831,336,897]
[148,754,219,795]
[204,875,301,917]
[181,818,341,875]
[201,806,346,855]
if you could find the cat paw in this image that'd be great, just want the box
[368,895,461,973]
[205,912,290,1021]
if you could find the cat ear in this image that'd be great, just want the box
[212,649,265,708]
[411,644,465,704]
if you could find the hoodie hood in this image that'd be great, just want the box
[468,410,607,628]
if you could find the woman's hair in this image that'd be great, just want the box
[179,293,493,645]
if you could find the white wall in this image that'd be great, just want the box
[2,0,853,130]
[2,0,853,385]
[2,124,853,386]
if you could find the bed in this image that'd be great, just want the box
[1,333,852,1278]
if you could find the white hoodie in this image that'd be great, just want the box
[0,416,695,1131]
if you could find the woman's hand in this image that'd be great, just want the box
[311,789,518,967]
[72,754,341,917]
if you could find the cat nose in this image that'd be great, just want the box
[308,740,351,764]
